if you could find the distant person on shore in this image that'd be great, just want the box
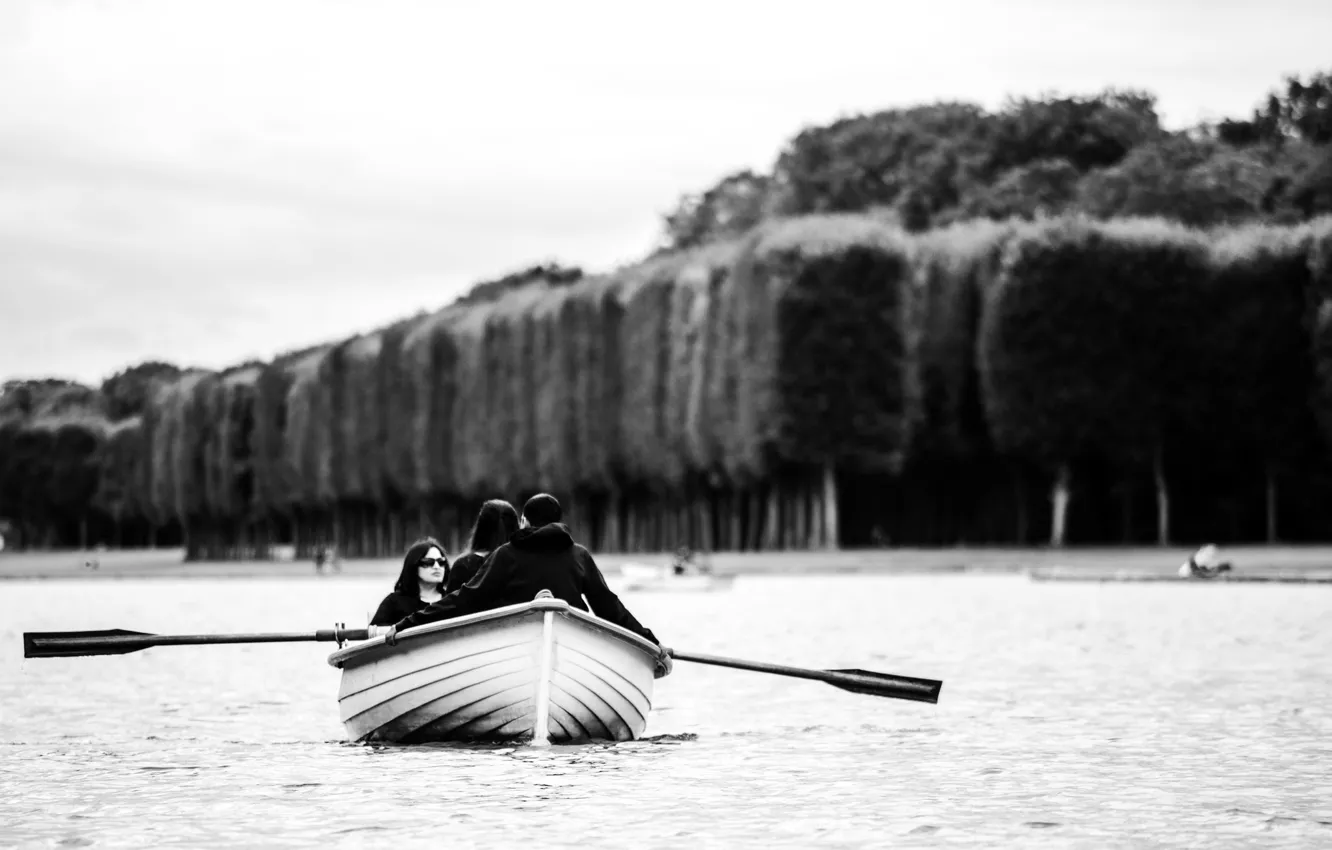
[446,499,519,593]
[368,537,450,626]
[314,544,343,574]
[670,546,712,576]
[1179,544,1233,579]
[671,547,693,576]
[376,494,671,677]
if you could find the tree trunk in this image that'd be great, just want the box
[1153,442,1169,546]
[799,476,809,548]
[652,504,664,552]
[1012,466,1028,545]
[729,492,743,552]
[1265,462,1278,544]
[696,494,713,553]
[801,475,815,549]
[605,492,622,553]
[822,462,839,550]
[762,486,780,551]
[658,502,670,551]
[789,485,806,550]
[1050,464,1071,547]
[360,507,371,558]
[809,473,825,549]
[626,502,637,552]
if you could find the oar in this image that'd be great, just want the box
[23,626,370,659]
[667,649,942,704]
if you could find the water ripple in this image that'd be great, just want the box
[1,575,1330,847]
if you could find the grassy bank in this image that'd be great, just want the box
[4,545,1332,581]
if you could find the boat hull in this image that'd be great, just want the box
[327,598,662,745]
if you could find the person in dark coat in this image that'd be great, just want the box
[446,499,519,593]
[369,537,450,626]
[379,494,671,676]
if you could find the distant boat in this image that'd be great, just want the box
[327,596,663,745]
[619,562,736,592]
[1026,567,1332,585]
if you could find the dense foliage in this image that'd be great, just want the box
[662,73,1332,250]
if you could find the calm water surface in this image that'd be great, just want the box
[2,574,1330,848]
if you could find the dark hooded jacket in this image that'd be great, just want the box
[394,523,660,645]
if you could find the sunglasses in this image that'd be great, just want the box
[417,558,448,568]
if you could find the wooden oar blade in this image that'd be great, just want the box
[668,649,944,705]
[23,629,155,659]
[827,668,943,704]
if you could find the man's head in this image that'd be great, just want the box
[521,493,562,529]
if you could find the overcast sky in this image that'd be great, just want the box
[2,0,1329,386]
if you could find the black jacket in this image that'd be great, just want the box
[370,591,435,627]
[444,551,489,594]
[394,523,660,645]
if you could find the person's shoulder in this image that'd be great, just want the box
[373,591,409,617]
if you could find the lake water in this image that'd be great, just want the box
[2,574,1330,848]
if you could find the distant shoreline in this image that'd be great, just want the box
[4,545,1332,581]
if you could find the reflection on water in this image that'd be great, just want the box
[2,575,1331,847]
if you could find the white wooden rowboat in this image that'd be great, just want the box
[619,562,736,593]
[327,596,663,745]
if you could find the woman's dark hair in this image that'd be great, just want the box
[393,536,448,595]
[466,499,519,553]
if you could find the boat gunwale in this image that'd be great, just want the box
[326,598,661,669]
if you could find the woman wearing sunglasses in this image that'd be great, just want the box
[369,536,450,627]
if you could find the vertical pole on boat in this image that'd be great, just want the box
[531,610,555,747]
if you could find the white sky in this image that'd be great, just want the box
[2,0,1329,386]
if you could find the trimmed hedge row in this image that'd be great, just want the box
[5,212,1332,554]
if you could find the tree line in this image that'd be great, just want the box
[3,70,1332,558]
[659,71,1332,250]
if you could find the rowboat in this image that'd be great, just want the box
[619,562,736,593]
[327,595,663,745]
[1027,567,1332,584]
